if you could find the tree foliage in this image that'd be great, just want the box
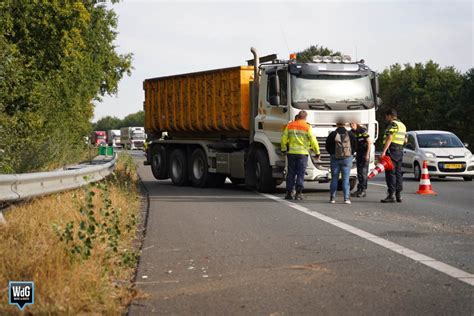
[0,1,132,173]
[296,45,342,63]
[378,62,473,145]
[92,111,144,131]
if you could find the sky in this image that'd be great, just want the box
[94,0,473,121]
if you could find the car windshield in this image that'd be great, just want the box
[416,133,464,148]
[97,135,105,139]
[291,75,374,110]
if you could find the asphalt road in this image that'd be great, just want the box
[129,153,473,315]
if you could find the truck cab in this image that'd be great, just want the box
[252,54,380,189]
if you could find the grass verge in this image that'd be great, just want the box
[0,153,142,314]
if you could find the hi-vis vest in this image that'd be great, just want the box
[281,119,320,155]
[383,119,406,145]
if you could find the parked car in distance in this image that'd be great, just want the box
[402,130,473,181]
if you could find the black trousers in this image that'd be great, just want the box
[385,148,403,194]
[356,152,369,191]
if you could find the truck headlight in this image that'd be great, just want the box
[425,152,436,158]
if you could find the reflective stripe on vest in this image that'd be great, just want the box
[383,120,406,145]
[285,120,311,155]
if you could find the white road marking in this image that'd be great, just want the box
[368,182,387,187]
[149,195,266,200]
[260,193,474,287]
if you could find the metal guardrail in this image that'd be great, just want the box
[0,154,117,202]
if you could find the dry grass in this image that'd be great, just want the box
[0,153,142,314]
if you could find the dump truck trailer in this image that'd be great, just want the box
[144,48,380,192]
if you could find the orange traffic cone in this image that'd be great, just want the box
[368,156,394,179]
[416,160,437,195]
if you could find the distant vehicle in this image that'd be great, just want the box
[91,131,107,146]
[107,129,121,147]
[402,130,473,181]
[121,127,146,150]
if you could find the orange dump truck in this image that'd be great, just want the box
[144,48,381,192]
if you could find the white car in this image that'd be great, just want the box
[402,130,474,181]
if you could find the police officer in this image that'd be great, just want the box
[350,121,372,198]
[281,110,320,200]
[381,109,406,203]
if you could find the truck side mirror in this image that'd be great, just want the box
[374,76,380,96]
[268,74,280,106]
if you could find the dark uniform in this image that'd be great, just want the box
[383,119,406,200]
[353,127,370,194]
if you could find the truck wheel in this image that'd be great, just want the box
[190,148,213,188]
[169,148,190,186]
[463,176,473,181]
[255,148,276,193]
[229,177,244,185]
[151,145,168,180]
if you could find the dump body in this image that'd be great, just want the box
[144,66,254,139]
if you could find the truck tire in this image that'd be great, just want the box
[229,177,245,185]
[169,148,190,186]
[150,145,168,180]
[190,148,214,188]
[255,148,276,193]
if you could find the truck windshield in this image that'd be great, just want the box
[291,75,374,110]
[132,133,145,139]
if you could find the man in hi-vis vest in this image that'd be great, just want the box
[281,111,320,200]
[381,109,407,203]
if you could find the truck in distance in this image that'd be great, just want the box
[91,131,107,147]
[143,48,380,192]
[107,129,121,148]
[121,127,146,150]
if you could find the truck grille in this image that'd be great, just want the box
[315,137,356,168]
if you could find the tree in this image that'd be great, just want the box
[93,116,122,131]
[0,1,132,173]
[296,45,342,63]
[378,62,467,146]
[121,111,145,127]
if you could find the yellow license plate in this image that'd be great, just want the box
[444,164,462,169]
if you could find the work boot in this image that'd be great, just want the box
[356,190,367,198]
[284,191,294,200]
[295,190,304,200]
[396,192,402,203]
[381,194,396,203]
[351,189,361,197]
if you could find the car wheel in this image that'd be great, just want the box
[463,176,473,181]
[414,162,421,181]
[349,178,357,191]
